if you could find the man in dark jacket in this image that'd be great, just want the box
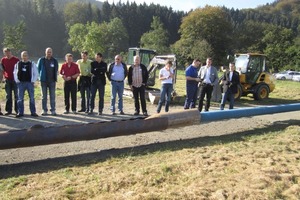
[37,47,59,116]
[220,62,240,110]
[128,55,149,116]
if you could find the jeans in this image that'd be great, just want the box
[17,82,36,115]
[41,81,56,112]
[157,83,173,113]
[110,81,124,113]
[198,84,213,112]
[90,79,105,112]
[132,85,147,113]
[80,86,91,111]
[5,79,18,113]
[64,81,77,112]
[184,82,198,109]
[220,90,235,110]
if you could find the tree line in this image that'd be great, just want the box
[0,0,299,71]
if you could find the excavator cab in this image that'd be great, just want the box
[127,48,156,67]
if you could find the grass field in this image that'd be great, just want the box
[0,70,300,199]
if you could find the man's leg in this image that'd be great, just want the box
[205,85,214,111]
[49,82,56,113]
[85,86,91,112]
[79,86,86,111]
[165,84,173,112]
[17,83,25,115]
[220,91,228,110]
[41,82,48,113]
[99,82,105,113]
[198,85,206,112]
[110,82,117,113]
[28,82,36,114]
[64,82,70,112]
[71,82,77,112]
[132,86,140,114]
[5,80,13,113]
[12,81,18,114]
[184,84,192,109]
[117,82,124,112]
[229,91,235,109]
[157,84,166,113]
[140,85,147,114]
[90,84,97,112]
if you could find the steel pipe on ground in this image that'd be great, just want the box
[0,103,300,150]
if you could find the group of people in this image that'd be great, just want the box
[0,47,238,118]
[184,58,240,112]
[0,47,162,117]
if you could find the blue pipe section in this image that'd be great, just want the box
[200,103,300,122]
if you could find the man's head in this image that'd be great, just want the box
[21,51,29,62]
[192,59,201,67]
[165,60,173,69]
[229,62,235,71]
[45,47,53,59]
[81,51,88,61]
[114,55,122,65]
[95,53,103,62]
[206,57,212,66]
[65,53,73,63]
[3,48,12,58]
[133,55,140,66]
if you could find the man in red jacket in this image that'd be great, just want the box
[1,48,19,115]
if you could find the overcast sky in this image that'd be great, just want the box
[105,0,276,12]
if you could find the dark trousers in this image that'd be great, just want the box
[64,81,77,112]
[184,83,198,109]
[198,84,214,112]
[90,79,105,112]
[132,85,147,113]
[80,86,90,111]
[5,80,18,113]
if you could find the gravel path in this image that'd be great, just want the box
[0,97,300,168]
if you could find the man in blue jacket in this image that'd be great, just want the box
[37,48,59,116]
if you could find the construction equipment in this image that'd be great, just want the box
[227,53,276,100]
[125,48,177,104]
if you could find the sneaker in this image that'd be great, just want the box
[41,111,47,116]
[51,111,57,116]
[119,111,125,115]
[31,113,38,117]
[143,112,148,116]
[63,111,69,114]
[134,112,139,116]
[4,112,12,116]
[98,111,102,115]
[89,110,93,114]
[72,111,77,114]
[16,113,24,118]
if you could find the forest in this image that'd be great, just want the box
[0,0,299,71]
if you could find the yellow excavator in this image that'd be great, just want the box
[232,53,275,100]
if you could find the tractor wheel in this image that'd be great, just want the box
[234,84,242,100]
[254,84,269,100]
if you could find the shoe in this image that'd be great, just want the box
[119,111,125,115]
[0,112,3,115]
[16,113,23,118]
[78,109,85,112]
[63,111,69,114]
[89,110,94,114]
[51,111,57,116]
[41,111,47,116]
[31,113,38,117]
[134,112,139,115]
[143,112,148,116]
[111,112,116,115]
[98,111,102,115]
[4,112,11,116]
[72,111,77,114]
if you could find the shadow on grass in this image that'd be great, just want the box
[0,119,299,179]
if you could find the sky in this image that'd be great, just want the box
[105,0,276,12]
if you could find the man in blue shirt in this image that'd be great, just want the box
[184,59,201,109]
[107,55,127,115]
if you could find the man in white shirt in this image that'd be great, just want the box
[197,57,219,112]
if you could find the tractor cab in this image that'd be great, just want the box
[127,48,156,67]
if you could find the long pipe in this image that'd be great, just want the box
[0,103,300,150]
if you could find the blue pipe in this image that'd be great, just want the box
[200,103,300,122]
